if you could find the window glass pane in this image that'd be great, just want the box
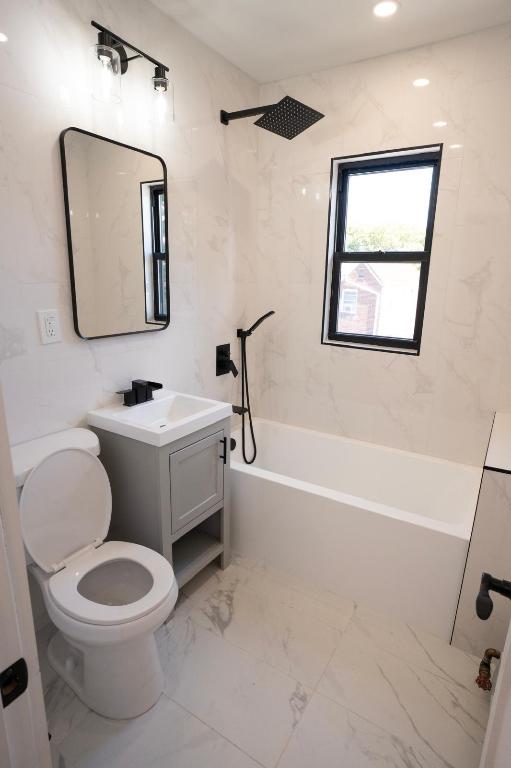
[344,166,434,252]
[336,262,420,340]
[154,257,167,319]
[341,289,358,314]
[158,192,166,251]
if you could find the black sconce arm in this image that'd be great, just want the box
[91,20,169,73]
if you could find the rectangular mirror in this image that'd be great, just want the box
[60,128,169,339]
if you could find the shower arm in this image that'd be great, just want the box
[220,104,277,125]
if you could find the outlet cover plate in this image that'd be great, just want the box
[37,309,62,344]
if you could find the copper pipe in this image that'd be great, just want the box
[475,648,501,691]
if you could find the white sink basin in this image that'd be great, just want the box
[87,389,233,447]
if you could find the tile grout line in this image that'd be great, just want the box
[176,560,353,768]
[273,602,357,768]
[165,693,267,768]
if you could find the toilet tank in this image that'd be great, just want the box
[11,428,100,492]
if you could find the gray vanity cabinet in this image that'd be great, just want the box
[91,417,231,588]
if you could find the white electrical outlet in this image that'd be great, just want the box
[37,309,62,344]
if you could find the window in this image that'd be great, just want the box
[150,185,168,322]
[340,288,358,314]
[322,145,441,353]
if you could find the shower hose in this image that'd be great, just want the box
[239,332,257,464]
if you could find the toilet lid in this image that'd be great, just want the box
[20,448,111,573]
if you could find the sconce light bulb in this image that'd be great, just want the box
[153,65,169,92]
[91,35,121,103]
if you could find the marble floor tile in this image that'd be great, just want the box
[159,612,311,767]
[42,558,491,768]
[346,605,482,694]
[54,693,260,768]
[279,691,450,768]
[318,632,490,768]
[187,574,341,687]
[246,557,357,618]
[45,676,90,747]
[184,557,355,632]
[181,560,252,603]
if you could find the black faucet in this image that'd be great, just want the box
[476,572,511,620]
[117,380,163,407]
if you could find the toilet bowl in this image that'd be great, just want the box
[18,441,178,719]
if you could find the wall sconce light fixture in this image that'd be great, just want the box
[91,20,170,103]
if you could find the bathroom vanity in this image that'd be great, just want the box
[88,390,233,588]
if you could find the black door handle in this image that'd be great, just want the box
[219,437,227,464]
[1,658,28,708]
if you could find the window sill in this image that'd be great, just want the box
[322,337,420,355]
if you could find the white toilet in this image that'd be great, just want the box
[13,428,178,720]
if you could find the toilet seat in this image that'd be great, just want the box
[19,447,111,573]
[48,540,175,626]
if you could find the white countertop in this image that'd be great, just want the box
[485,412,511,472]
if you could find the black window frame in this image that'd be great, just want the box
[150,184,168,322]
[323,144,442,354]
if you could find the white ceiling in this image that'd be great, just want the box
[152,0,511,83]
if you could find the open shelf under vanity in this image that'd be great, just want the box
[172,526,224,588]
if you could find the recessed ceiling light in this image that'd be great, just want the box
[413,78,430,87]
[373,1,400,17]
[433,120,447,128]
[449,143,463,149]
[0,32,8,43]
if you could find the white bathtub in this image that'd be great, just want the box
[231,419,482,640]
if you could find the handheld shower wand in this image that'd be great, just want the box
[236,311,275,464]
[243,310,275,336]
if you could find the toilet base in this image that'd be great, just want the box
[48,629,165,719]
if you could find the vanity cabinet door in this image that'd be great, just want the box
[169,431,224,533]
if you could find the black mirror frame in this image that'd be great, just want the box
[59,126,171,340]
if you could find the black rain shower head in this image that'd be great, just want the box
[220,96,324,140]
[255,96,324,140]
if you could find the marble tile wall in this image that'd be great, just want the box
[251,24,511,465]
[2,4,511,468]
[0,0,258,445]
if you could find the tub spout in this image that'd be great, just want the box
[475,648,501,691]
